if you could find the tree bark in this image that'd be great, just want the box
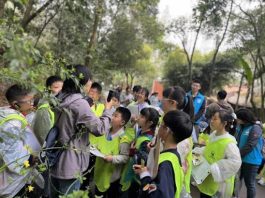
[85,0,104,67]
[0,0,7,18]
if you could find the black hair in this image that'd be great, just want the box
[5,84,32,103]
[163,110,193,143]
[236,108,257,125]
[112,90,120,102]
[139,87,150,105]
[140,107,160,133]
[116,107,131,125]
[62,64,92,94]
[217,90,227,100]
[163,86,194,121]
[132,85,142,93]
[45,76,63,88]
[91,82,102,93]
[212,109,236,135]
[192,78,201,85]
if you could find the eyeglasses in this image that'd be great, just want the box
[161,98,175,103]
[17,99,34,105]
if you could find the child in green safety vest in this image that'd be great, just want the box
[193,109,241,198]
[33,75,63,145]
[133,110,193,198]
[121,107,160,198]
[93,106,132,197]
[0,84,41,197]
[161,86,194,196]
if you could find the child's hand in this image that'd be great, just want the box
[133,164,147,175]
[104,155,113,162]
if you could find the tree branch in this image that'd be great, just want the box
[21,0,55,30]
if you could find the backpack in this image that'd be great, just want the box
[39,111,64,168]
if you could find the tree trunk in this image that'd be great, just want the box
[236,73,244,110]
[208,0,233,94]
[125,72,129,87]
[250,65,257,112]
[260,74,264,121]
[189,19,203,82]
[85,0,104,67]
[21,0,54,30]
[0,0,7,18]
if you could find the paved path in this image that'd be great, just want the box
[190,181,265,198]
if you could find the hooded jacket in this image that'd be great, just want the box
[50,93,112,179]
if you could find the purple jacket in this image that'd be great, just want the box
[50,93,112,179]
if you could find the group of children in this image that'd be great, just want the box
[0,64,264,198]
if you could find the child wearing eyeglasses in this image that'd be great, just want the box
[0,84,41,197]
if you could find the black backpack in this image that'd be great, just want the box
[40,111,65,168]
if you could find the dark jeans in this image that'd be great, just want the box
[95,180,121,198]
[240,162,259,198]
[49,176,81,198]
[200,192,212,198]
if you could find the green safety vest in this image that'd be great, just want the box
[38,103,55,126]
[159,152,184,198]
[197,137,236,196]
[94,131,132,192]
[89,103,105,146]
[198,133,210,145]
[120,133,153,191]
[0,113,28,129]
[184,137,193,193]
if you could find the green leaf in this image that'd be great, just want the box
[239,57,253,85]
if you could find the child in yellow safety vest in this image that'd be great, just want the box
[193,109,241,198]
[133,110,193,198]
[161,86,194,196]
[94,107,132,197]
[0,84,41,197]
[88,82,105,145]
[121,107,160,198]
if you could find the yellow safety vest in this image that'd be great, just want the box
[197,137,236,196]
[184,137,193,193]
[198,133,210,145]
[0,114,28,129]
[89,103,105,146]
[159,152,184,198]
[38,103,55,126]
[94,131,132,192]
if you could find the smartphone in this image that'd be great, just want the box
[107,90,114,102]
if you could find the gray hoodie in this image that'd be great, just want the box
[50,93,112,179]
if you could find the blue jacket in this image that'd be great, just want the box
[187,91,205,124]
[236,124,263,165]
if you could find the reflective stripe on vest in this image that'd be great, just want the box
[0,114,28,129]
[38,103,55,126]
[94,132,132,192]
[159,152,184,198]
[197,137,236,196]
[184,137,193,193]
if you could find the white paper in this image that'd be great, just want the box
[90,146,105,158]
[192,155,211,184]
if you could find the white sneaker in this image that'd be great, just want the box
[258,178,265,186]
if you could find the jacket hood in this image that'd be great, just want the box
[57,93,84,108]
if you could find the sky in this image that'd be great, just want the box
[158,0,216,53]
